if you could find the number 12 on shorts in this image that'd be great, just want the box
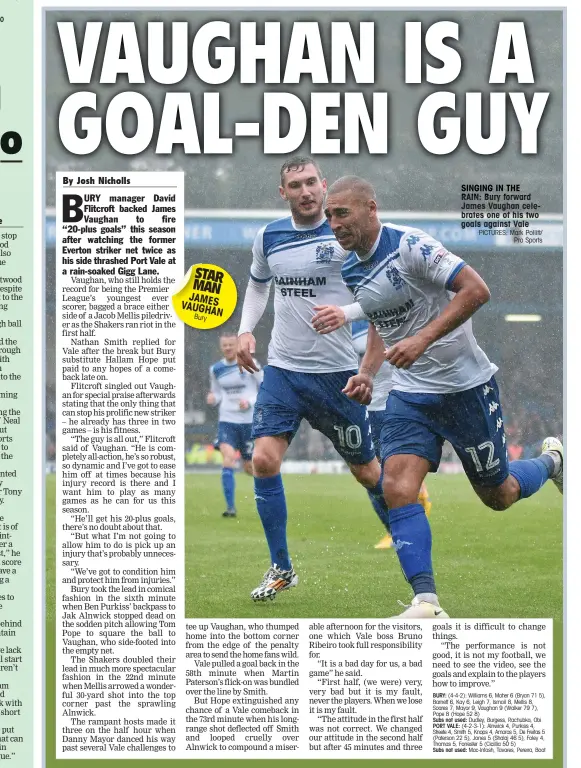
[466,441,500,472]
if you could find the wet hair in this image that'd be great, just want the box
[280,155,323,186]
[327,175,377,202]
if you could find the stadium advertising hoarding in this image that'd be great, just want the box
[33,2,569,767]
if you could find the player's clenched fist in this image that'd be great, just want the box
[384,335,429,369]
[237,332,260,373]
[342,372,374,405]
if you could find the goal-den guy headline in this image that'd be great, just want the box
[56,20,548,156]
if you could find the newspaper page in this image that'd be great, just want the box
[19,1,572,767]
[0,2,34,767]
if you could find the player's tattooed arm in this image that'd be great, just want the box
[386,265,490,369]
[343,323,386,404]
[359,321,386,378]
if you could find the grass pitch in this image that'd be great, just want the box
[45,472,563,767]
[45,471,562,620]
[183,472,562,621]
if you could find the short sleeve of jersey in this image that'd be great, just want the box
[351,320,368,357]
[397,229,465,290]
[249,226,272,283]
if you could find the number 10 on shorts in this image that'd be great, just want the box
[333,424,362,449]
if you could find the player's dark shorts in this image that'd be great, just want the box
[380,377,509,487]
[251,366,375,465]
[216,422,254,461]
[368,408,387,461]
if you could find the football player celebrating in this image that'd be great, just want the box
[207,332,262,517]
[314,175,563,618]
[237,157,393,602]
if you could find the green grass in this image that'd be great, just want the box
[45,471,562,620]
[45,472,563,767]
[183,472,562,620]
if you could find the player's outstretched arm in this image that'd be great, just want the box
[312,302,366,334]
[238,226,272,372]
[343,322,386,404]
[237,278,271,373]
[386,265,490,369]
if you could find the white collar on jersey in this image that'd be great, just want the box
[291,215,326,231]
[356,222,383,262]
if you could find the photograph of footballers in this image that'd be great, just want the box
[169,10,563,621]
[236,157,394,602]
[43,9,563,624]
[313,174,562,618]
